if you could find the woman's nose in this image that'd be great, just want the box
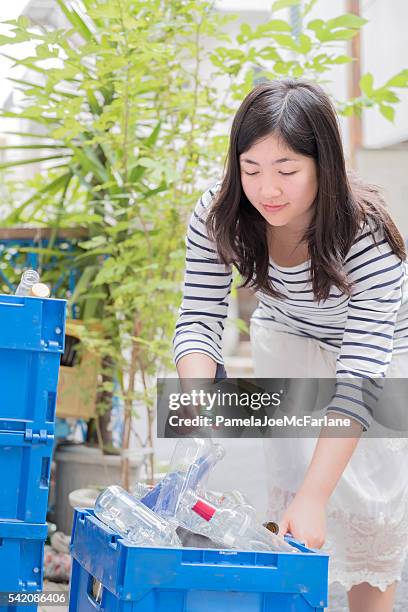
[261,182,283,201]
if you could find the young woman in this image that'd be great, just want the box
[174,79,408,611]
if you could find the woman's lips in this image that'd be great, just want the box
[262,203,288,213]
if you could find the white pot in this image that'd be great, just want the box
[54,444,146,534]
[68,488,100,510]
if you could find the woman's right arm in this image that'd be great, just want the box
[176,353,217,379]
[173,185,232,381]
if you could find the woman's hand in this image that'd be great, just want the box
[277,416,363,549]
[278,491,326,549]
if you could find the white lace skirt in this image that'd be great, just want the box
[251,321,408,592]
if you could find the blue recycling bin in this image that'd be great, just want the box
[0,294,66,602]
[69,509,329,612]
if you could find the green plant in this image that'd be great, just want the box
[1,0,407,487]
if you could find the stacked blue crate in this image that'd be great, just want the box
[69,509,329,612]
[0,294,66,603]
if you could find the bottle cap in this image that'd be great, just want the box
[214,444,226,460]
[30,283,51,298]
[263,521,279,535]
[191,499,216,521]
[22,270,40,284]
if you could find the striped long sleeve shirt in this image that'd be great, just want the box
[173,184,408,429]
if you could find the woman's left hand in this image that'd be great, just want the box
[278,491,326,549]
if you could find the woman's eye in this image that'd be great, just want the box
[243,171,259,176]
[279,171,297,176]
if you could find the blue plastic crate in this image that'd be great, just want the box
[0,294,66,432]
[0,606,38,612]
[0,521,47,593]
[69,509,328,611]
[0,430,54,523]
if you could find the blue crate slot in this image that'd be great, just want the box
[69,509,328,612]
[0,521,46,594]
[0,295,66,430]
[0,430,54,524]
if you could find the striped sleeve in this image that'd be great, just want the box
[173,185,233,366]
[326,226,405,430]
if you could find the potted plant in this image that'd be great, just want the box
[1,0,407,499]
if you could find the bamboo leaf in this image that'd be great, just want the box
[386,70,408,88]
[144,121,162,148]
[72,146,109,183]
[327,14,367,30]
[379,104,395,122]
[55,0,95,42]
[272,0,301,11]
[332,55,353,65]
[302,0,318,17]
[256,20,292,35]
[360,72,374,96]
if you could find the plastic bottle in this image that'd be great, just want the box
[142,439,225,518]
[131,482,153,500]
[94,485,181,547]
[177,490,296,553]
[15,270,40,296]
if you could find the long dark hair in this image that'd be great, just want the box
[206,79,406,301]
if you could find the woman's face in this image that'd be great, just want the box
[239,133,318,233]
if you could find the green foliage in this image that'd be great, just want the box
[1,0,239,460]
[338,69,408,122]
[1,0,408,460]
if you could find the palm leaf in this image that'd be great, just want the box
[0,154,71,170]
[69,265,99,307]
[7,77,79,100]
[0,144,69,150]
[0,109,60,126]
[3,171,72,224]
[3,131,64,141]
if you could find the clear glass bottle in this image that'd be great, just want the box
[94,485,181,548]
[206,489,257,518]
[173,488,257,536]
[151,439,225,519]
[177,490,296,553]
[15,270,40,296]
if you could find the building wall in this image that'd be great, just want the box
[357,145,408,236]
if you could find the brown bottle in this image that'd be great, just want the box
[263,521,279,535]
